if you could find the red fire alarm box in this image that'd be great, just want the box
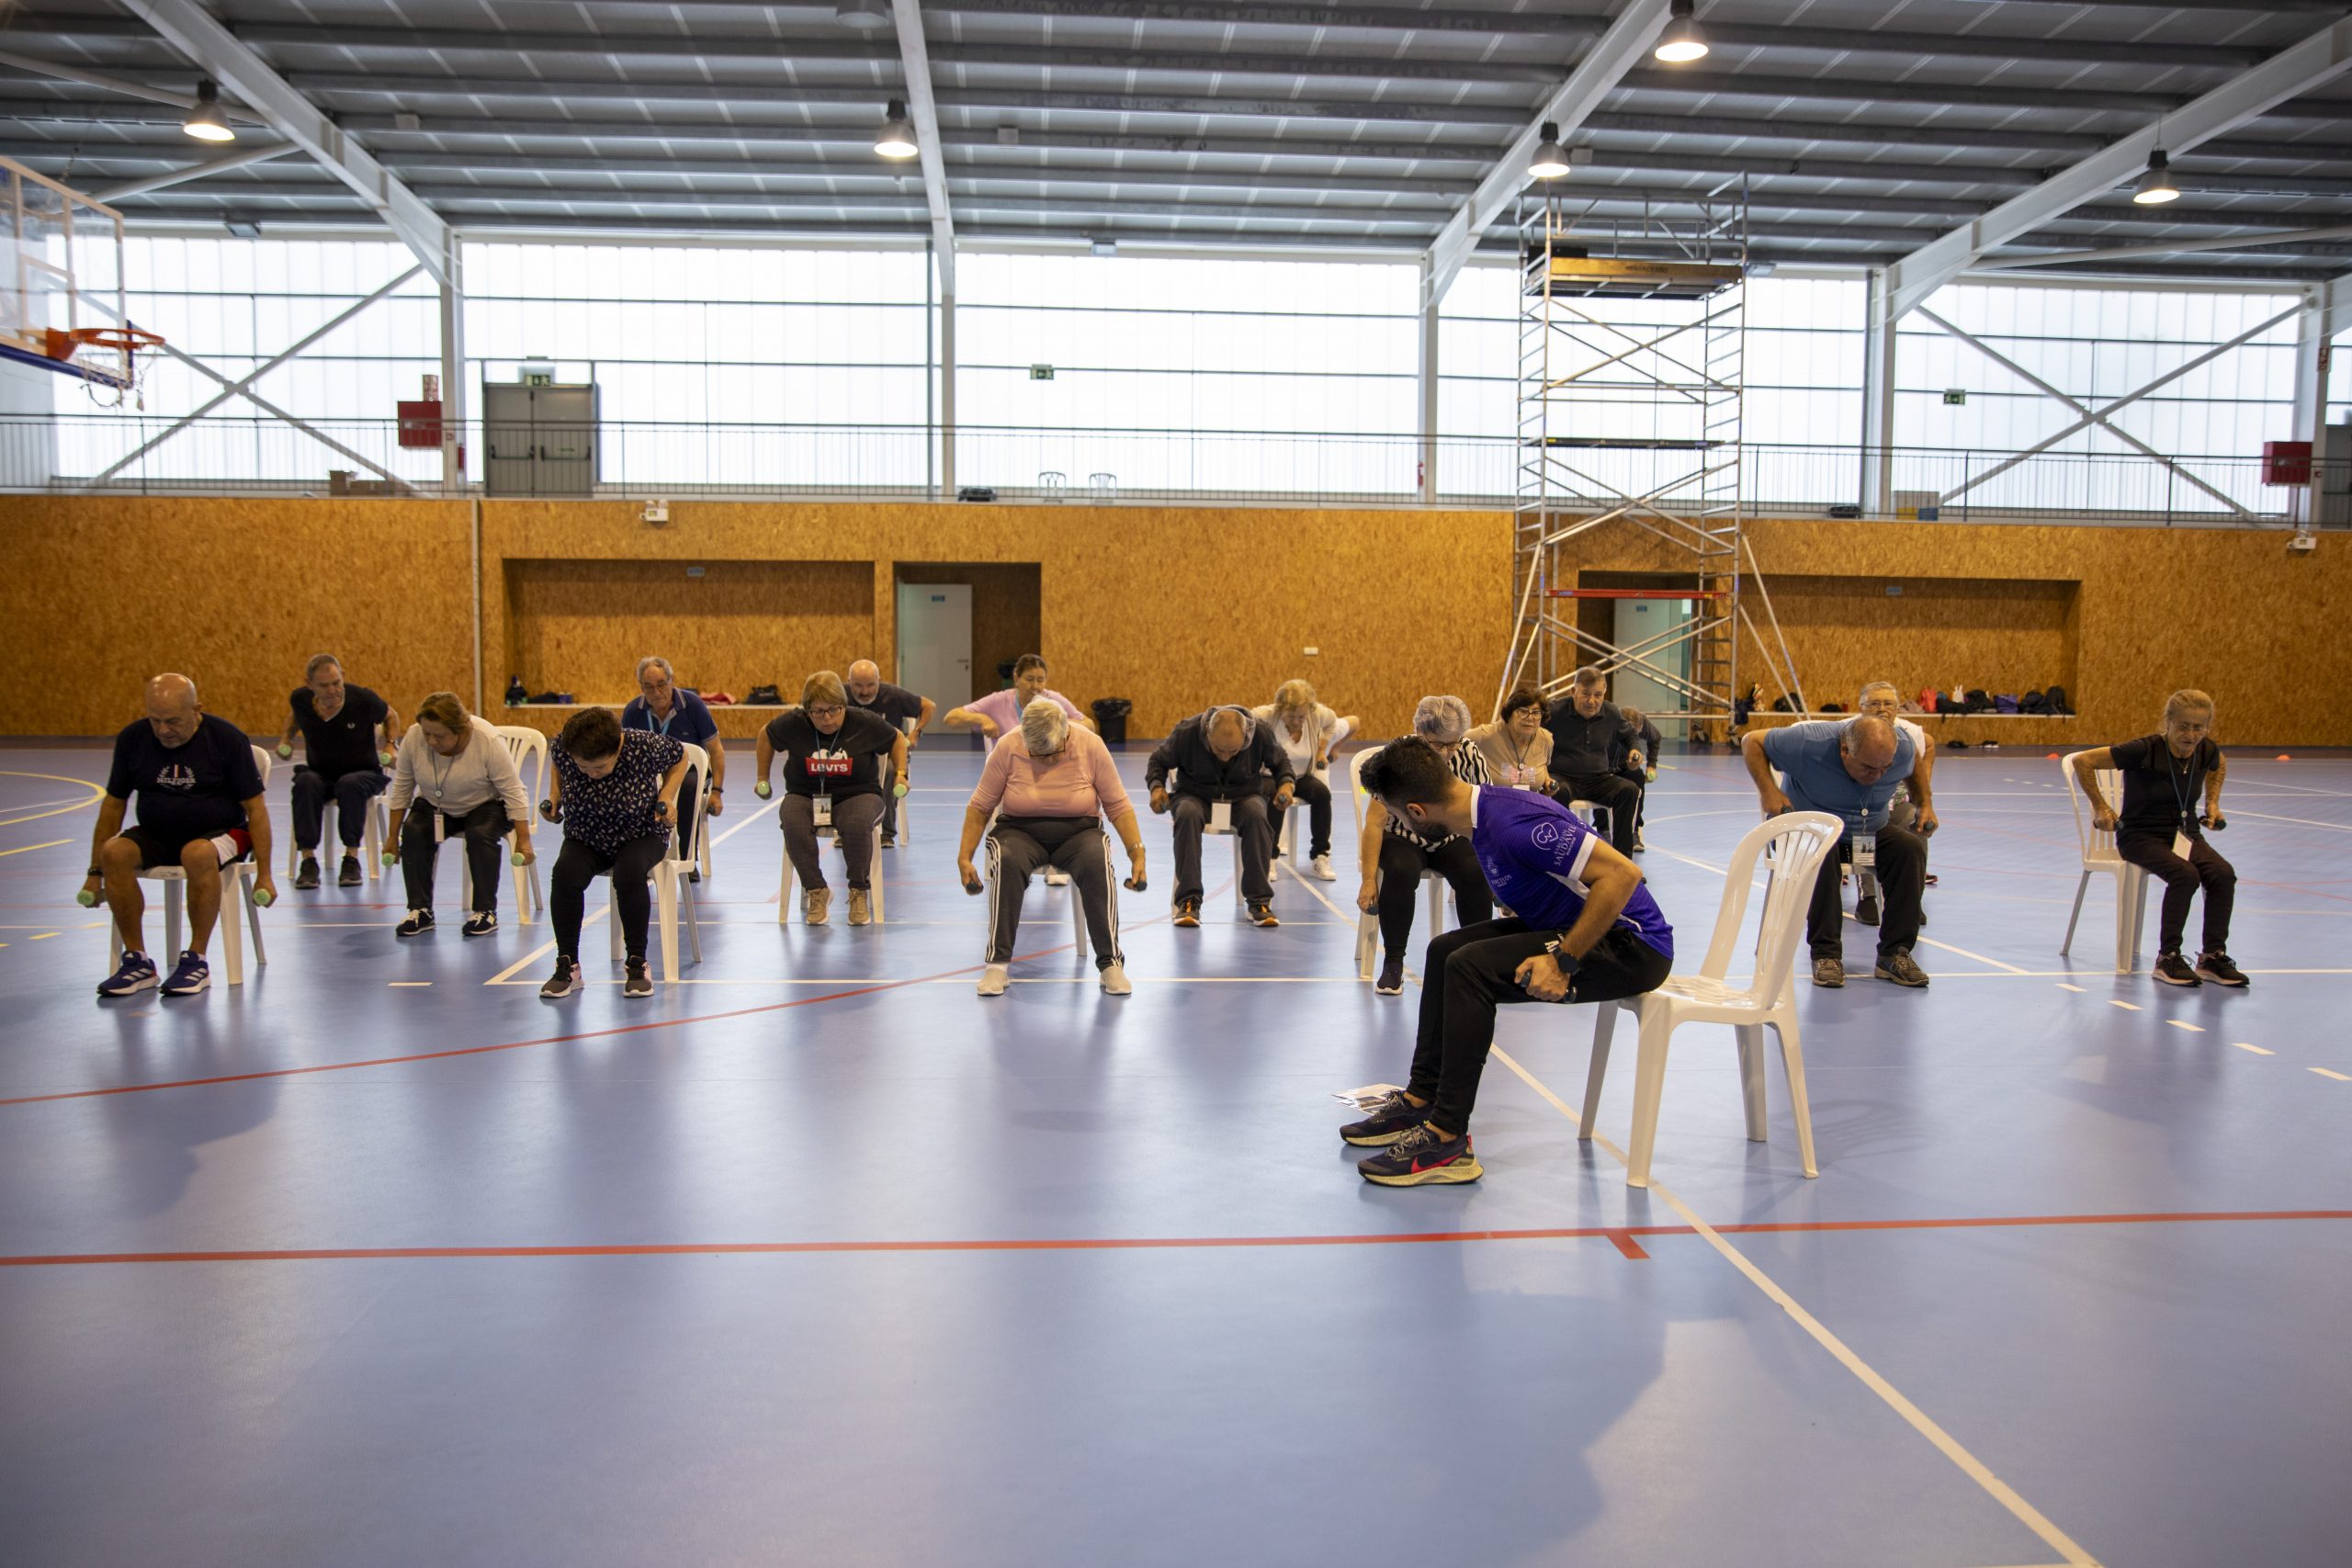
[2262,440,2312,485]
[397,399,444,448]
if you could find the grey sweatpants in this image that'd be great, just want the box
[985,816,1122,967]
[780,792,885,890]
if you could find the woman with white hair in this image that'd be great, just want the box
[957,697,1148,997]
[1250,678,1358,882]
[1355,694,1495,995]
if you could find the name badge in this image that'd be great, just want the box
[2173,829,2193,860]
[1852,831,1876,870]
[434,813,447,845]
[813,795,834,829]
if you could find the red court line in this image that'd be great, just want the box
[0,876,1225,1109]
[5,1209,2343,1269]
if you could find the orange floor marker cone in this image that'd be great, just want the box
[2046,752,2060,760]
[2277,753,2291,761]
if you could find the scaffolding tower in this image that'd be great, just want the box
[1499,180,1798,737]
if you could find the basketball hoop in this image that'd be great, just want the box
[40,324,163,407]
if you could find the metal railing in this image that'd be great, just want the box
[2,414,2344,526]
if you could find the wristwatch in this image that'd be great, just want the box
[1541,936,1582,974]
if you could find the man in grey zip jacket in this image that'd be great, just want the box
[1147,705,1296,928]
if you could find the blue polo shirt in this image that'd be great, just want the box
[620,689,718,748]
[1471,786,1673,959]
[1761,719,1915,834]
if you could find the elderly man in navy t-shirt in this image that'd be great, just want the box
[85,673,277,999]
[1742,714,1927,990]
[1337,737,1675,1188]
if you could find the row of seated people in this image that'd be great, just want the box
[82,667,2248,1016]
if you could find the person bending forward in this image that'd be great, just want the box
[1342,738,1674,1187]
[958,698,1147,997]
[538,708,687,1000]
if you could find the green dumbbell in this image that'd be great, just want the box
[893,781,910,798]
[277,742,294,760]
[76,887,98,908]
[511,851,530,867]
[252,886,277,908]
[754,780,772,799]
[381,850,400,867]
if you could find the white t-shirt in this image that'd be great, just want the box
[1250,703,1344,778]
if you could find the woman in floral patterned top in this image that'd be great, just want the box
[537,706,689,1000]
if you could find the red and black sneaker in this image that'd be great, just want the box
[1358,1122,1483,1187]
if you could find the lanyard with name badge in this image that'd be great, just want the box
[2168,746,2203,860]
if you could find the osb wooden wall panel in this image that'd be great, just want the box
[499,558,871,738]
[896,562,1044,698]
[0,496,475,739]
[1564,517,2351,747]
[1753,573,2075,712]
[478,502,1512,739]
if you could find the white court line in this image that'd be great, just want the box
[2217,809,2352,833]
[2165,1020,2204,1033]
[1490,1049,2102,1568]
[2055,983,2086,993]
[1913,935,2029,975]
[2109,999,2141,1011]
[488,974,1363,987]
[2233,1043,2274,1056]
[2313,1068,2352,1083]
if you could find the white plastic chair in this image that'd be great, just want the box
[1349,750,1449,979]
[776,794,887,925]
[1580,810,1842,1190]
[107,744,273,987]
[2060,751,2149,974]
[894,717,918,846]
[464,726,548,922]
[605,739,707,982]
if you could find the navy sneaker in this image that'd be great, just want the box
[1341,1089,1429,1146]
[623,956,652,998]
[337,854,363,887]
[1358,1122,1483,1187]
[97,950,159,998]
[159,950,210,997]
[2153,953,2200,987]
[1374,954,1406,995]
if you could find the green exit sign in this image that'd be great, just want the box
[1942,389,1967,405]
[1030,364,1055,381]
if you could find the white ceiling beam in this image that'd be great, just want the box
[0,46,267,122]
[1883,14,2352,320]
[2323,267,2352,341]
[1973,224,2352,273]
[93,141,296,203]
[889,0,956,293]
[117,0,450,284]
[1419,0,1672,309]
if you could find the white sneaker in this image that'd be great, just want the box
[803,886,830,926]
[977,963,1010,997]
[1044,867,1070,886]
[1099,962,1132,996]
[1309,854,1336,881]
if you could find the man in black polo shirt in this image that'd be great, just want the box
[277,653,397,890]
[1543,666,1641,856]
[847,660,933,847]
[2070,688,2246,988]
[87,673,277,998]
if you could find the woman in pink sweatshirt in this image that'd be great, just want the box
[956,697,1148,998]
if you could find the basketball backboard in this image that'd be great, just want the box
[0,156,135,389]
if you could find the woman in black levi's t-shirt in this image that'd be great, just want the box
[2068,689,2244,989]
[537,707,689,999]
[752,670,909,928]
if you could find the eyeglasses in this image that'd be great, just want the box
[807,704,845,719]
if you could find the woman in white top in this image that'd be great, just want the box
[383,692,534,938]
[1466,686,1555,793]
[1250,679,1358,881]
[1356,694,1495,995]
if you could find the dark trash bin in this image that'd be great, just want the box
[1091,697,1133,745]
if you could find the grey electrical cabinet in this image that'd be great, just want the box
[2324,420,2351,528]
[482,380,599,496]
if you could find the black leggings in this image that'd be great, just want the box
[550,833,669,960]
[2116,829,2235,955]
[1377,833,1493,960]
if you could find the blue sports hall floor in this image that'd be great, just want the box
[1,739,2346,1568]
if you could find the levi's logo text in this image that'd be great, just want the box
[803,752,854,776]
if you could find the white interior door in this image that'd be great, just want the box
[897,582,972,712]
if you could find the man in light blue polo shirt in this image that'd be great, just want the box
[621,656,723,878]
[1742,715,1928,990]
